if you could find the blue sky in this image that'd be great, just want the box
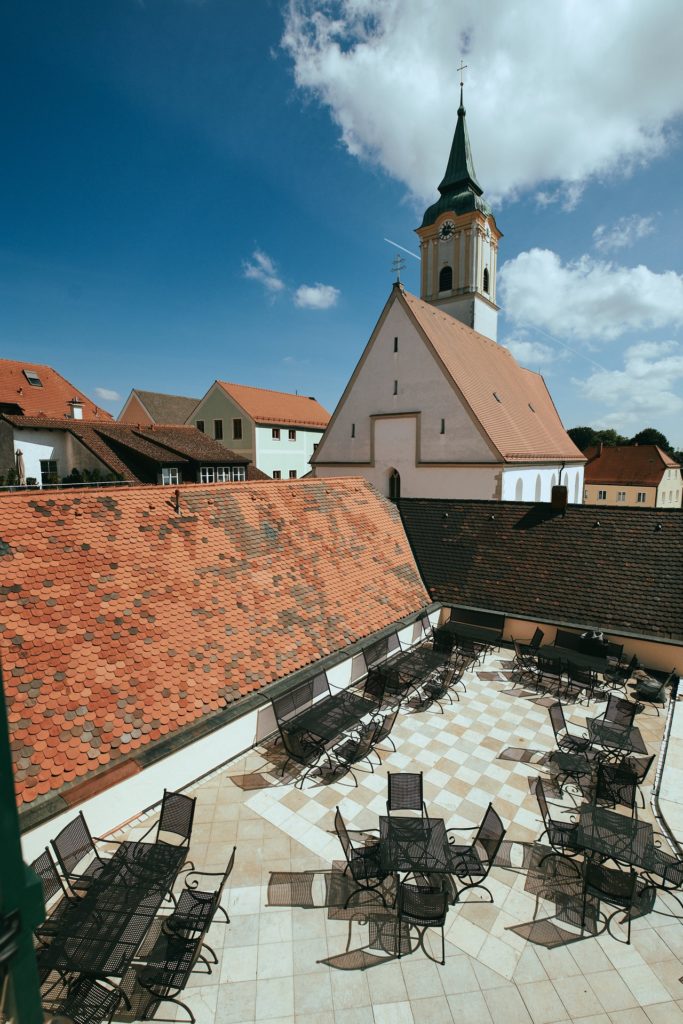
[2,1,683,444]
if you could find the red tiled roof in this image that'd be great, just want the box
[0,359,113,420]
[0,479,428,806]
[217,381,330,428]
[401,290,584,463]
[584,445,679,486]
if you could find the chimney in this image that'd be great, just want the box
[551,485,568,512]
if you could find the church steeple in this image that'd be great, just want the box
[415,77,502,342]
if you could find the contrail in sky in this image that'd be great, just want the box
[384,238,420,260]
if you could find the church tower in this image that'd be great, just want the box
[416,83,502,341]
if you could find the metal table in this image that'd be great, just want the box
[576,804,654,869]
[291,691,376,743]
[587,719,648,756]
[538,645,609,675]
[379,816,451,875]
[550,749,599,792]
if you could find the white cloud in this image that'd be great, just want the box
[282,1,683,204]
[593,215,656,253]
[293,282,340,309]
[503,337,559,368]
[535,183,585,213]
[574,340,683,436]
[94,387,121,401]
[499,248,683,341]
[243,249,285,293]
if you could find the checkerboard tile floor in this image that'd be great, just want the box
[116,649,683,1024]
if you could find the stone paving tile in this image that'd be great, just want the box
[108,649,677,1024]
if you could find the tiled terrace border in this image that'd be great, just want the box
[99,649,683,1024]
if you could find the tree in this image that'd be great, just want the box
[628,427,673,453]
[567,426,598,450]
[594,428,628,446]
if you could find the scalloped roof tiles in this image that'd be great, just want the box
[0,478,428,806]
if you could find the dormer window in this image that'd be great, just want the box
[68,398,84,420]
[23,369,42,387]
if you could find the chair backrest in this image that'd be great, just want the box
[604,641,624,662]
[215,846,237,905]
[473,803,506,867]
[363,667,387,706]
[364,635,389,670]
[387,772,424,815]
[529,627,544,652]
[624,654,639,675]
[52,812,98,877]
[398,881,449,926]
[602,694,637,730]
[31,847,68,906]
[596,763,637,811]
[333,807,353,863]
[624,753,655,785]
[533,778,550,828]
[271,674,329,726]
[157,789,196,846]
[548,702,567,741]
[554,629,583,652]
[280,725,318,764]
[375,708,398,744]
[538,655,563,676]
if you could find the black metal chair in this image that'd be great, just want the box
[51,812,112,892]
[605,653,638,692]
[387,772,428,820]
[594,693,639,733]
[167,845,236,939]
[641,835,683,917]
[595,762,638,817]
[565,660,599,705]
[330,719,381,785]
[548,702,592,755]
[581,862,638,944]
[511,640,541,688]
[130,928,208,1022]
[533,779,581,863]
[397,880,449,964]
[136,789,197,871]
[371,708,399,755]
[278,724,330,785]
[334,806,392,908]
[42,977,124,1024]
[537,655,568,698]
[30,847,80,941]
[622,753,656,808]
[446,803,506,903]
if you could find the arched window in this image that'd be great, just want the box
[389,468,401,502]
[535,474,542,502]
[439,266,453,292]
[483,267,490,293]
[574,474,580,504]
[515,478,523,501]
[551,473,557,489]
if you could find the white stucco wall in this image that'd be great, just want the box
[254,425,323,479]
[501,464,585,504]
[14,430,106,484]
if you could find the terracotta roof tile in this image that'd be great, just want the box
[584,444,680,486]
[217,381,330,428]
[0,479,427,806]
[0,359,112,420]
[124,391,200,424]
[400,290,584,463]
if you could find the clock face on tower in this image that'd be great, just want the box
[439,219,455,240]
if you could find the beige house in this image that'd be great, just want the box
[583,443,682,507]
[187,380,330,480]
[118,389,200,425]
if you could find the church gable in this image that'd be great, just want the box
[313,286,498,467]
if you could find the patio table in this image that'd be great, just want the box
[379,816,451,875]
[291,691,377,744]
[537,645,609,675]
[550,749,599,792]
[37,841,185,981]
[576,804,655,870]
[587,719,648,756]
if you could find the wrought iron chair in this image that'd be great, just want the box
[334,806,392,908]
[371,708,399,755]
[511,640,541,689]
[622,752,656,808]
[446,803,506,903]
[537,655,569,698]
[565,660,599,705]
[640,834,683,917]
[533,779,581,863]
[329,719,382,785]
[594,762,638,817]
[396,880,449,964]
[166,845,236,938]
[31,847,80,942]
[51,811,112,892]
[137,789,197,871]
[41,977,124,1024]
[594,693,639,732]
[131,928,208,1021]
[278,724,330,785]
[605,653,638,692]
[581,862,638,944]
[548,702,592,755]
[387,771,428,820]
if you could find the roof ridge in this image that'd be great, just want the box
[218,380,319,400]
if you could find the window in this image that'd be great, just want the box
[351,423,355,438]
[393,336,398,352]
[597,489,607,500]
[440,419,445,435]
[200,465,247,483]
[637,492,646,503]
[289,470,297,479]
[214,419,223,440]
[439,266,453,291]
[39,459,58,485]
[24,369,42,387]
[230,466,246,482]
[232,418,242,440]
[272,428,280,440]
[288,429,296,441]
[617,491,626,502]
[389,468,401,502]
[272,470,282,479]
[196,420,205,433]
[483,267,490,293]
[162,467,180,486]
[393,380,398,395]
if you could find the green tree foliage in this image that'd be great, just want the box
[629,427,673,453]
[567,426,628,450]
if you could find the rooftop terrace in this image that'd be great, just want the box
[78,646,683,1024]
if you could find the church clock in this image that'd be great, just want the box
[439,219,455,240]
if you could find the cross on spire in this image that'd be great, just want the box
[457,60,468,86]
[391,253,406,283]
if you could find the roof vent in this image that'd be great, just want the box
[655,523,663,531]
[528,403,536,413]
[594,520,600,527]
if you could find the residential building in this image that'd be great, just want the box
[1,417,266,487]
[311,89,584,502]
[583,443,682,508]
[0,358,112,421]
[117,388,200,425]
[187,380,330,479]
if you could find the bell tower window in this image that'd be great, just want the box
[483,267,490,293]
[439,266,453,292]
